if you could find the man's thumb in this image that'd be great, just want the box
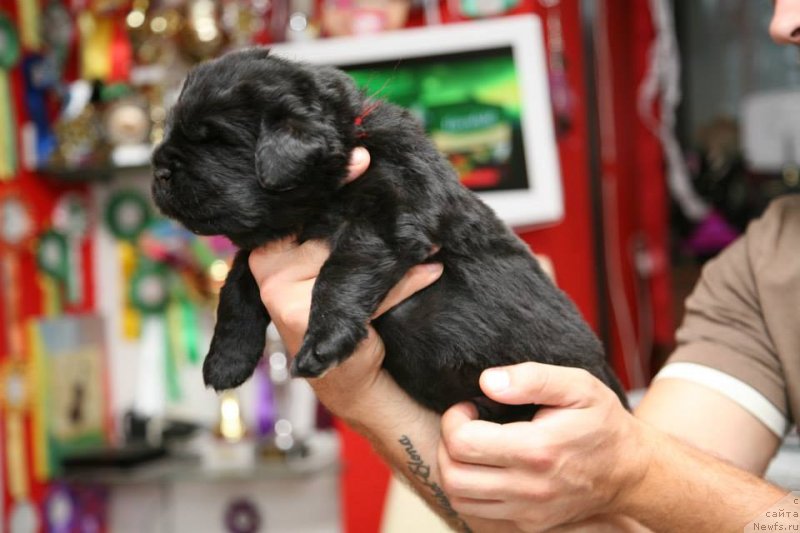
[479,362,598,408]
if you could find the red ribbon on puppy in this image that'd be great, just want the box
[354,101,381,139]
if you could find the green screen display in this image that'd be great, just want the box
[343,47,529,192]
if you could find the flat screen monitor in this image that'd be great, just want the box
[271,15,563,228]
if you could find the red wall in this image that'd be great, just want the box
[592,0,674,384]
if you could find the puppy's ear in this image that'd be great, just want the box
[254,121,326,191]
[242,47,270,60]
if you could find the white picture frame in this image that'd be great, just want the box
[271,14,564,229]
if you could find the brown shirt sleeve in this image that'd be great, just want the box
[664,197,798,427]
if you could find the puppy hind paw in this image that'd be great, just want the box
[289,325,366,378]
[290,343,335,378]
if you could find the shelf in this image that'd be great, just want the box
[40,147,154,182]
[59,431,340,486]
[40,162,153,183]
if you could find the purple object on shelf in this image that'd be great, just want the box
[255,359,276,436]
[684,210,739,256]
[224,498,262,533]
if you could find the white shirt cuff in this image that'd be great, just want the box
[654,362,791,437]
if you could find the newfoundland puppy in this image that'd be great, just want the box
[151,48,627,421]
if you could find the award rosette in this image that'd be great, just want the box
[0,194,37,514]
[105,189,153,338]
[0,194,35,351]
[1,359,35,507]
[52,193,90,306]
[36,229,69,314]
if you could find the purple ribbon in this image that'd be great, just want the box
[255,359,276,436]
[44,485,78,533]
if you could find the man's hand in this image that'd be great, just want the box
[438,363,649,532]
[248,147,444,425]
[438,362,789,533]
[248,149,495,532]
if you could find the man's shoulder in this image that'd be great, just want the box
[757,194,800,234]
[743,194,800,268]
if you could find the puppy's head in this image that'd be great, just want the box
[151,48,361,247]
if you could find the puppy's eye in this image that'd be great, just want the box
[183,122,214,143]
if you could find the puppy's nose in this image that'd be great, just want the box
[154,167,172,182]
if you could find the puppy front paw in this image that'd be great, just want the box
[290,325,365,378]
[203,333,265,391]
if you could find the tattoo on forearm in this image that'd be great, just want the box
[398,435,473,533]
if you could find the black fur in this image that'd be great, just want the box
[152,48,628,421]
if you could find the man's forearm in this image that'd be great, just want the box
[343,386,520,532]
[357,411,474,532]
[619,422,788,532]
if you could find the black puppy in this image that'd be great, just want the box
[152,48,628,421]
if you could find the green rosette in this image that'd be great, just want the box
[105,190,152,241]
[36,230,68,281]
[129,262,170,315]
[131,263,183,402]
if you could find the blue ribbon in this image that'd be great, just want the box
[22,54,57,167]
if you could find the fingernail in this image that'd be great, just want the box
[351,147,368,165]
[483,369,509,392]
